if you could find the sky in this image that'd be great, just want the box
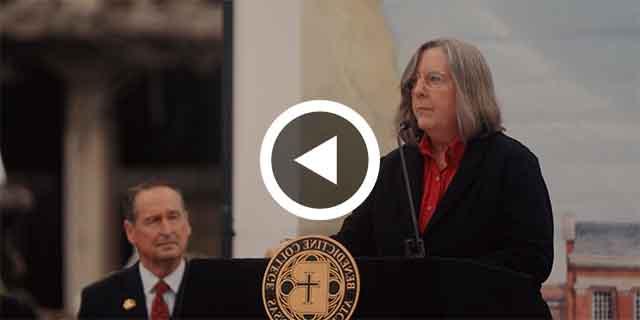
[381,0,640,284]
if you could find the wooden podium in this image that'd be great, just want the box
[178,257,551,319]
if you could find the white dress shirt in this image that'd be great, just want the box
[139,259,186,317]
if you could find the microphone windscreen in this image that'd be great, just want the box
[399,121,410,132]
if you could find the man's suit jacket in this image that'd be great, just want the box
[78,262,187,319]
[333,132,554,284]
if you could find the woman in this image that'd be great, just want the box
[332,38,554,285]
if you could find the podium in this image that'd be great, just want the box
[179,257,551,319]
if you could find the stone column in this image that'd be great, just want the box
[233,0,302,257]
[62,68,118,313]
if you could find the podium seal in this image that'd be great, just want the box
[262,235,360,320]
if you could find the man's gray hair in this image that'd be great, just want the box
[123,180,186,222]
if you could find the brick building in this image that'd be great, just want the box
[562,216,640,320]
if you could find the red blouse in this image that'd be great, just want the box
[417,136,466,234]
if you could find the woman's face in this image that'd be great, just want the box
[411,47,458,139]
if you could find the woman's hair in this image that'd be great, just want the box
[396,38,504,145]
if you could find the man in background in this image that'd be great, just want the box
[78,182,192,319]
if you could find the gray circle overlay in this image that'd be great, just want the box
[272,112,368,209]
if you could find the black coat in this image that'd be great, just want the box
[77,262,187,319]
[333,132,554,284]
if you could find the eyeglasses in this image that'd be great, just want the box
[413,71,449,90]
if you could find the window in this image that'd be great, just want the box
[593,290,614,320]
[635,291,639,320]
[115,67,222,167]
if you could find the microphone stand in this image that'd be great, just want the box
[397,123,426,258]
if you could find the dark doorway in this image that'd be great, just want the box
[1,54,65,309]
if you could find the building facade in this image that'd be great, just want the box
[562,216,640,320]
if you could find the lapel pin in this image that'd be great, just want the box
[123,298,136,310]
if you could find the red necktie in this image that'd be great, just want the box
[151,280,170,320]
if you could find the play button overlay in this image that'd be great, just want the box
[260,100,380,221]
[271,112,366,210]
[294,136,338,185]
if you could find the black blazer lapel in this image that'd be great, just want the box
[424,135,491,236]
[171,259,190,319]
[120,263,148,319]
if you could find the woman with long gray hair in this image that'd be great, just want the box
[333,38,554,285]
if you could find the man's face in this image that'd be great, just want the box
[124,186,192,267]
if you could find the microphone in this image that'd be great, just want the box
[397,121,426,258]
